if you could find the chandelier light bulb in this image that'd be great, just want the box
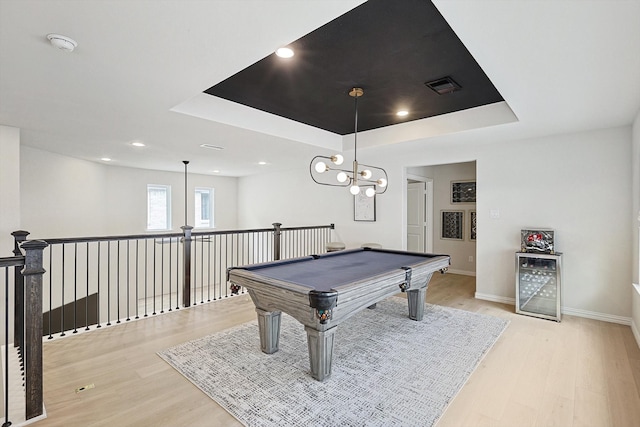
[350,185,360,195]
[336,171,348,183]
[331,154,344,165]
[314,161,328,174]
[361,169,372,179]
[377,178,387,187]
[365,187,376,197]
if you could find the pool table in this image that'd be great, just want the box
[227,247,450,381]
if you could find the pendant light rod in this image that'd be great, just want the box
[183,160,189,227]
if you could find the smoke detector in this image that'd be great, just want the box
[47,34,78,52]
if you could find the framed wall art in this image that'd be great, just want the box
[354,188,376,221]
[451,180,476,203]
[441,210,464,240]
[469,210,477,241]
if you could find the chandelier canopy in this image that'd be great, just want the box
[309,88,388,197]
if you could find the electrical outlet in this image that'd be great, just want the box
[468,256,473,262]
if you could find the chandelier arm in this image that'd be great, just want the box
[310,178,352,188]
[358,163,388,174]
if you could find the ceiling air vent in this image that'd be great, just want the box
[424,76,461,95]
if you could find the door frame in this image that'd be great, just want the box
[405,173,433,253]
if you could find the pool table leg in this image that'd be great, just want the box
[304,326,337,381]
[406,287,427,321]
[255,308,281,354]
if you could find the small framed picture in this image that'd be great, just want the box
[451,180,476,203]
[354,188,376,221]
[469,210,477,241]
[441,210,464,240]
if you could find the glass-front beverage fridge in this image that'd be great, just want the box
[515,252,562,321]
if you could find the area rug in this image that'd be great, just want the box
[158,298,508,427]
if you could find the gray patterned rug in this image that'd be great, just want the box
[158,297,508,427]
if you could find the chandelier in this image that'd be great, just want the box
[309,87,388,197]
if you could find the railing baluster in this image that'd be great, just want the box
[85,242,90,331]
[47,248,53,339]
[200,236,205,303]
[135,240,140,319]
[153,240,157,316]
[168,238,173,311]
[116,240,121,323]
[97,242,101,328]
[107,242,111,326]
[175,238,180,310]
[144,239,149,317]
[160,238,165,313]
[60,244,66,336]
[3,265,11,427]
[207,236,211,302]
[126,240,130,321]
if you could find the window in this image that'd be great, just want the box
[195,187,214,228]
[147,185,171,230]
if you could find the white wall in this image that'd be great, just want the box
[0,125,20,257]
[631,109,640,341]
[0,125,20,343]
[104,165,238,235]
[238,125,633,320]
[431,162,476,274]
[19,147,239,238]
[237,167,354,242]
[21,146,109,238]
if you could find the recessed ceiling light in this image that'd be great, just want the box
[275,47,294,58]
[131,141,145,147]
[101,157,112,162]
[397,110,409,117]
[212,170,220,173]
[200,144,225,150]
[46,34,78,52]
[258,161,267,165]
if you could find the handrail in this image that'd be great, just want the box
[0,256,24,268]
[38,223,335,244]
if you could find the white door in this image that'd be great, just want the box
[407,182,426,252]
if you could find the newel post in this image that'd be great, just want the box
[11,230,29,350]
[20,239,47,421]
[272,223,282,261]
[181,225,193,308]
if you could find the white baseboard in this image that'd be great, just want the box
[447,269,476,277]
[475,292,514,305]
[474,293,632,326]
[561,307,631,326]
[631,318,640,348]
[632,284,640,348]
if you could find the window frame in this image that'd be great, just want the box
[147,184,172,231]
[194,187,215,229]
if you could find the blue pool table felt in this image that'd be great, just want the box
[240,250,440,292]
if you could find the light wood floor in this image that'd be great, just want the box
[7,274,640,426]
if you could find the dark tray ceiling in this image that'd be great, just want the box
[205,0,503,135]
